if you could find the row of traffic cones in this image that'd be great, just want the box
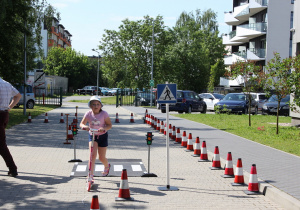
[114,113,135,123]
[144,109,262,195]
[27,112,78,124]
[89,168,134,209]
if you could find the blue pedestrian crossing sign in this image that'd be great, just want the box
[157,84,177,104]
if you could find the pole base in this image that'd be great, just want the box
[68,159,82,163]
[141,173,157,177]
[63,142,71,144]
[158,185,179,191]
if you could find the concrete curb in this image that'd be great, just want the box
[121,106,300,210]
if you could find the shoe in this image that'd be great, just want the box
[8,170,18,177]
[102,163,111,176]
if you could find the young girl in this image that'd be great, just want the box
[80,96,112,180]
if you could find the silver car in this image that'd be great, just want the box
[15,85,35,109]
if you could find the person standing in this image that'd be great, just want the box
[0,77,22,177]
[80,96,112,182]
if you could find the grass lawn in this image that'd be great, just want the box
[7,104,58,129]
[174,113,300,157]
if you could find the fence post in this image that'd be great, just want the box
[60,87,62,106]
[116,90,119,108]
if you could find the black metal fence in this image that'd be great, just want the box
[34,87,63,106]
[116,88,156,107]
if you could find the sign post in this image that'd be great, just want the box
[157,83,179,191]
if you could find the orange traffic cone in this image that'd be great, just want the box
[115,169,134,201]
[231,158,246,186]
[175,128,181,144]
[90,195,100,210]
[244,164,262,195]
[27,112,32,123]
[153,117,157,129]
[171,126,176,140]
[44,113,49,123]
[169,124,172,138]
[156,119,160,131]
[160,121,164,134]
[130,113,135,123]
[209,146,222,170]
[222,152,234,178]
[59,113,64,123]
[185,133,193,152]
[181,131,187,147]
[164,123,167,135]
[198,141,210,162]
[74,112,78,123]
[67,125,74,140]
[192,137,201,157]
[115,113,120,123]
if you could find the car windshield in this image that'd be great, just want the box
[258,95,267,100]
[213,93,224,99]
[223,93,246,101]
[268,95,290,103]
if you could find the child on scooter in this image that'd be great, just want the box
[80,96,112,181]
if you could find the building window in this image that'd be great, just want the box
[291,0,294,4]
[290,11,294,29]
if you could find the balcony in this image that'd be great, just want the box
[224,52,246,65]
[230,22,267,42]
[247,48,266,60]
[222,34,244,46]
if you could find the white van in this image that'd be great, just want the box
[14,85,35,109]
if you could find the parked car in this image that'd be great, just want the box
[76,86,97,95]
[14,84,35,109]
[134,92,156,106]
[250,92,268,112]
[109,88,119,96]
[214,93,258,114]
[199,93,225,111]
[99,87,109,96]
[161,90,207,114]
[262,95,290,116]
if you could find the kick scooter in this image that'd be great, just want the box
[86,128,98,192]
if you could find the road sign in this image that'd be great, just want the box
[150,80,154,87]
[157,84,177,104]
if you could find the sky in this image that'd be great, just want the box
[47,0,232,56]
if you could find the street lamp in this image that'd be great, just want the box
[92,49,101,95]
[146,18,155,107]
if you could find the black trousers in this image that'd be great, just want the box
[0,111,17,171]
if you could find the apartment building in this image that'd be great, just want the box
[220,0,294,89]
[41,17,72,57]
[291,0,300,125]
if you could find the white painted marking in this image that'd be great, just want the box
[76,165,87,172]
[95,165,104,171]
[114,165,123,171]
[131,165,142,171]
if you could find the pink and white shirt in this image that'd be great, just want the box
[84,110,109,136]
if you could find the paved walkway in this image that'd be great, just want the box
[0,97,299,209]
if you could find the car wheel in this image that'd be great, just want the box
[253,107,258,115]
[161,109,166,113]
[26,100,34,109]
[178,111,184,114]
[243,108,248,114]
[201,105,207,114]
[186,106,192,114]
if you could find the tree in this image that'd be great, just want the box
[0,0,59,83]
[228,60,264,126]
[264,53,293,134]
[98,16,171,89]
[166,9,226,92]
[43,47,94,90]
